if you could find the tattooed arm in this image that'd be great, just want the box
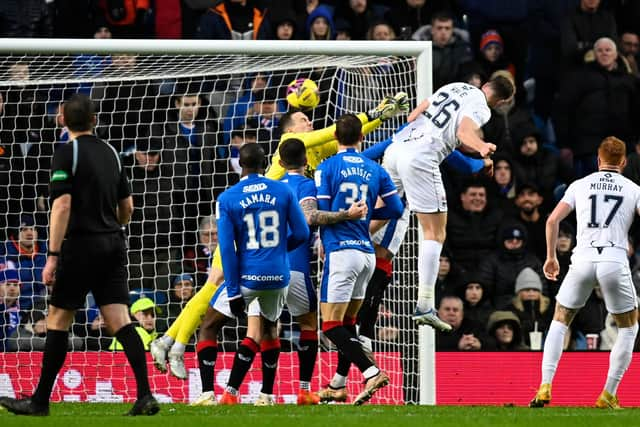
[300,198,367,226]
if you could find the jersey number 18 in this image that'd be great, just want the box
[243,210,280,249]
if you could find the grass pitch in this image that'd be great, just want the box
[2,404,640,427]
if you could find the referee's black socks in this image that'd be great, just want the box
[115,323,152,399]
[32,329,69,406]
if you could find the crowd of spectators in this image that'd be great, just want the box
[2,0,640,353]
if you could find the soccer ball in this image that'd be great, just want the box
[286,78,320,109]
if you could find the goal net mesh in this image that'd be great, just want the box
[0,51,420,404]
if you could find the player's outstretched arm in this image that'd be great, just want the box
[544,201,573,281]
[456,117,496,158]
[372,192,404,220]
[300,198,366,225]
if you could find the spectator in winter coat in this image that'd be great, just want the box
[412,11,472,90]
[446,181,503,272]
[305,5,334,40]
[435,295,490,351]
[506,267,551,347]
[478,222,545,310]
[457,273,493,333]
[560,0,617,69]
[487,310,528,351]
[554,37,640,177]
[196,0,271,40]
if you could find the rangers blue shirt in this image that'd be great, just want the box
[216,174,309,298]
[315,148,402,253]
[281,172,316,275]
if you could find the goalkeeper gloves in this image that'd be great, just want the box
[229,295,246,318]
[367,91,410,121]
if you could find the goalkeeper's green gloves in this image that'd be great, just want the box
[366,91,410,121]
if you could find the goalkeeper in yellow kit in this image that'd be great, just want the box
[149,92,409,383]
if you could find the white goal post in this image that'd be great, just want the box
[0,38,434,405]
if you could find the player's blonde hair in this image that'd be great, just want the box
[598,136,626,166]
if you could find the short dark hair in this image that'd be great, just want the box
[279,111,297,134]
[431,11,453,24]
[63,93,95,132]
[279,138,307,169]
[239,143,266,171]
[335,114,362,146]
[487,74,515,102]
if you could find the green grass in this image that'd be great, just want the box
[2,404,640,427]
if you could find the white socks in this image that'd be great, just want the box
[541,320,569,384]
[416,240,442,312]
[605,323,638,395]
[330,373,347,389]
[170,342,186,354]
[159,334,174,347]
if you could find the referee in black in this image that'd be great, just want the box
[0,94,159,416]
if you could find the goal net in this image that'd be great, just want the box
[0,39,431,405]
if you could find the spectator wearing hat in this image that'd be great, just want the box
[434,246,462,305]
[446,180,503,272]
[306,5,335,40]
[124,137,183,292]
[110,297,158,351]
[457,272,493,332]
[335,18,353,40]
[412,11,472,90]
[0,269,23,351]
[486,310,528,351]
[512,125,569,210]
[511,183,547,262]
[506,267,551,347]
[0,215,47,312]
[478,222,544,310]
[476,30,515,80]
[272,9,297,40]
[435,295,490,351]
[487,153,517,217]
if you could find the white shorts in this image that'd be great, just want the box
[320,249,376,303]
[210,283,288,322]
[556,261,638,314]
[245,271,317,317]
[383,140,447,213]
[371,206,410,256]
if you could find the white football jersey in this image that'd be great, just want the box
[392,83,491,163]
[561,171,640,261]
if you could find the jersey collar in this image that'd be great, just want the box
[338,147,359,153]
[240,173,264,181]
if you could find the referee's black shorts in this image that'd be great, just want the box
[50,232,130,310]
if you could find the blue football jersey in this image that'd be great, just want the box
[315,148,398,253]
[216,174,309,298]
[281,172,316,275]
